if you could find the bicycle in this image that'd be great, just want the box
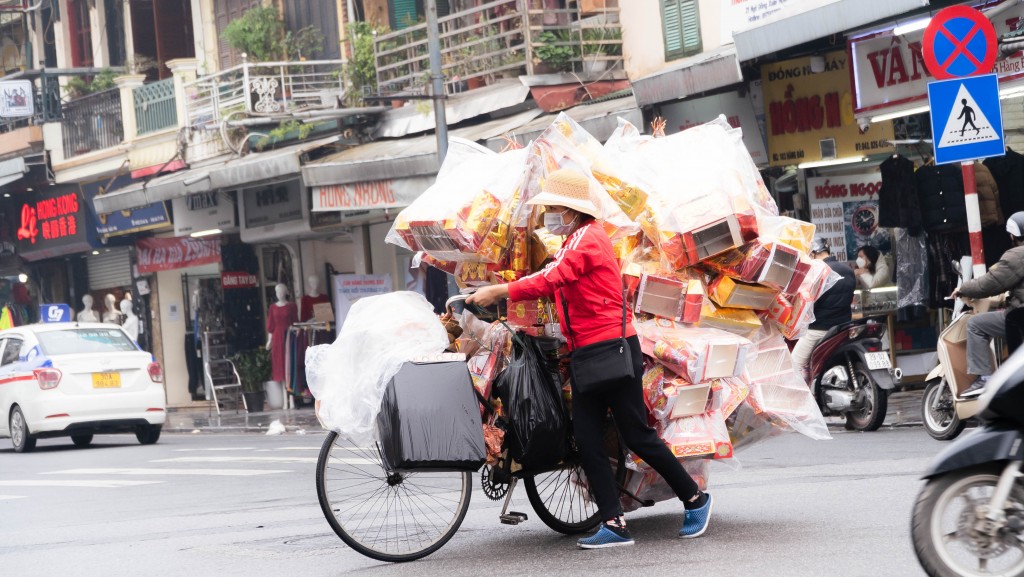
[314,298,649,562]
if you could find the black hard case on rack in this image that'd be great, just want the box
[376,361,486,472]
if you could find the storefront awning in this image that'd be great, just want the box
[92,136,340,214]
[732,0,928,62]
[631,46,743,108]
[374,80,532,138]
[0,157,27,188]
[485,94,642,149]
[206,136,340,190]
[303,109,543,187]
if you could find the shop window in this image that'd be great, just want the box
[661,0,700,61]
[67,0,94,67]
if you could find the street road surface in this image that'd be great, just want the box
[0,427,935,577]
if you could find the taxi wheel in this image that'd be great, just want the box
[10,406,36,453]
[71,434,93,448]
[136,425,161,445]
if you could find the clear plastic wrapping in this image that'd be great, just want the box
[306,292,449,445]
[742,325,830,441]
[388,148,530,264]
[636,318,755,383]
[895,227,929,310]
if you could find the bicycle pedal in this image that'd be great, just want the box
[499,512,529,525]
[640,499,655,508]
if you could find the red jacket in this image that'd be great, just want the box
[508,221,635,350]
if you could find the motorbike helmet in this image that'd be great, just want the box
[810,237,831,256]
[1008,211,1024,238]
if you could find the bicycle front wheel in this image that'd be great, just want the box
[315,431,472,562]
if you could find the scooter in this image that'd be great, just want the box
[921,295,1003,441]
[911,346,1024,577]
[809,315,902,431]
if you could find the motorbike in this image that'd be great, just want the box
[911,346,1024,577]
[809,315,901,431]
[922,296,1003,441]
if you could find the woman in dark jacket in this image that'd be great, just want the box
[468,169,711,549]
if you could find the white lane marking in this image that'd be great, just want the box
[0,480,162,488]
[152,456,317,464]
[331,458,379,465]
[0,494,26,499]
[42,468,290,477]
[172,447,257,452]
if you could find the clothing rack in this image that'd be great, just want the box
[284,322,335,400]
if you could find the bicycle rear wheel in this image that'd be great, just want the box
[315,431,472,562]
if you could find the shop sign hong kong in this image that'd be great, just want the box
[17,192,80,244]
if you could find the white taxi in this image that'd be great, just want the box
[0,323,165,452]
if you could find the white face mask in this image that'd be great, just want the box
[856,257,867,268]
[544,209,577,235]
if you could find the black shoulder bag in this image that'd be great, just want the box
[560,286,634,394]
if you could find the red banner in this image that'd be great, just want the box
[136,237,221,274]
[221,271,258,289]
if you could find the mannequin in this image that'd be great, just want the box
[120,299,139,341]
[300,274,330,322]
[78,295,98,322]
[102,293,120,324]
[266,283,298,383]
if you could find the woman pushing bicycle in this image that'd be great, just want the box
[467,168,713,549]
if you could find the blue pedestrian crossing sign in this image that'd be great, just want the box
[928,73,1004,165]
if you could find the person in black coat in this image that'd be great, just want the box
[791,238,857,381]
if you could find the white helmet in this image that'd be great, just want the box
[1008,212,1024,238]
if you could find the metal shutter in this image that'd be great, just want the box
[662,0,701,60]
[87,248,132,290]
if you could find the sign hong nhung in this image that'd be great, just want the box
[761,51,894,166]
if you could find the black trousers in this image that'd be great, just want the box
[572,335,700,520]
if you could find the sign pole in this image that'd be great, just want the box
[961,160,987,278]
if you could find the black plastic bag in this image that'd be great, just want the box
[493,334,568,470]
[377,361,486,471]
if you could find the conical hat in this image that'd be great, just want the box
[526,168,600,218]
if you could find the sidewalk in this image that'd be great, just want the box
[164,389,925,435]
[164,404,324,435]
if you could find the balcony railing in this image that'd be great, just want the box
[62,88,123,158]
[183,59,345,130]
[134,78,178,135]
[373,0,622,96]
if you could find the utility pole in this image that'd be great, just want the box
[426,0,448,164]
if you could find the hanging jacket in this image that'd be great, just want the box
[878,155,921,230]
[916,164,967,233]
[974,161,1003,227]
[508,220,635,350]
[958,244,1024,311]
[985,148,1024,217]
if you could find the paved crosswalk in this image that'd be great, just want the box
[0,442,325,501]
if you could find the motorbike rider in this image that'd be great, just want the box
[951,211,1024,397]
[791,238,857,382]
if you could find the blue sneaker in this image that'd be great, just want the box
[577,523,635,549]
[679,492,713,538]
